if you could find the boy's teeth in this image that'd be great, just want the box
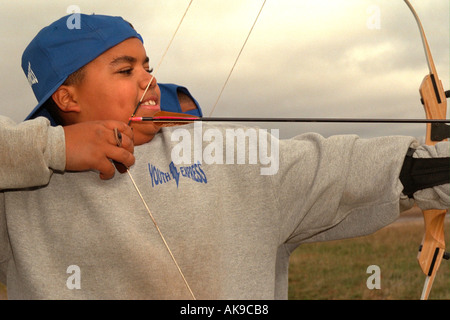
[142,100,156,106]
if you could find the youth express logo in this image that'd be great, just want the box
[148,161,207,188]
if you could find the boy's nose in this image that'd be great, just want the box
[140,72,157,90]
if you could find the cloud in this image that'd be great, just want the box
[0,0,448,141]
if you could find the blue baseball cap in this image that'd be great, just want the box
[159,83,203,117]
[22,14,143,124]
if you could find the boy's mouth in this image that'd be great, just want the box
[141,99,157,106]
[128,97,160,125]
[139,99,160,111]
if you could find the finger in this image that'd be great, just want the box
[111,127,134,170]
[120,123,134,141]
[104,121,134,154]
[104,125,135,175]
[103,120,134,141]
[118,131,134,154]
[97,158,117,180]
[113,161,128,174]
[107,145,136,169]
[114,122,134,141]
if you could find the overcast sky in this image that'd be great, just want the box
[0,0,448,139]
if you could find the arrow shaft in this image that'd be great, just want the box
[129,116,450,124]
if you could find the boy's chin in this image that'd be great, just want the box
[132,125,161,146]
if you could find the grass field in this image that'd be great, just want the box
[1,210,448,300]
[288,210,450,300]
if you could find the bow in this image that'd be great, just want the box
[404,0,449,300]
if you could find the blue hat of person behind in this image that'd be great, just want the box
[22,14,143,124]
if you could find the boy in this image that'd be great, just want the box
[0,14,448,299]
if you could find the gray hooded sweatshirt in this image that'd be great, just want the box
[0,120,421,299]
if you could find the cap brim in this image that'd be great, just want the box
[24,77,66,122]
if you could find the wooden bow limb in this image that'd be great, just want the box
[419,211,447,300]
[404,0,449,300]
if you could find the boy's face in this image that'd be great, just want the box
[71,37,161,145]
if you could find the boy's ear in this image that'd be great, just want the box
[51,85,81,113]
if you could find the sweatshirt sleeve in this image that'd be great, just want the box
[0,116,65,190]
[272,132,418,245]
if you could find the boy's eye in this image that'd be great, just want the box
[118,68,133,75]
[118,67,153,75]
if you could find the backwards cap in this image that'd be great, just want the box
[22,14,143,124]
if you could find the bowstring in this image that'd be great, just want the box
[127,170,196,299]
[209,0,267,117]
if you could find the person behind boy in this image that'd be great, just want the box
[0,14,448,299]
